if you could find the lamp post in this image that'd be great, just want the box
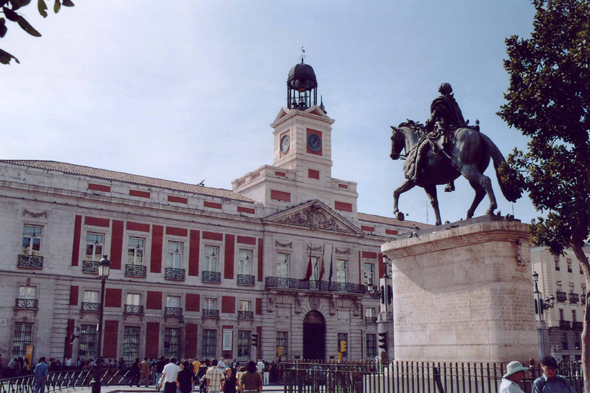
[377,255,394,360]
[91,255,111,393]
[533,271,555,359]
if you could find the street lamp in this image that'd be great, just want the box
[91,255,111,393]
[532,271,555,359]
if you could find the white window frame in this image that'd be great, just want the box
[205,298,217,310]
[166,241,184,269]
[203,245,219,272]
[19,286,36,299]
[126,293,141,305]
[85,233,104,262]
[22,225,43,256]
[239,300,251,312]
[363,263,375,285]
[84,290,99,303]
[336,260,348,283]
[238,249,253,275]
[277,253,290,278]
[127,237,145,265]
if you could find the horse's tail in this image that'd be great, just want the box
[480,132,522,202]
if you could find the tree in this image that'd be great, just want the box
[498,0,590,387]
[0,0,74,65]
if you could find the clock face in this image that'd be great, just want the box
[307,133,322,152]
[280,135,290,153]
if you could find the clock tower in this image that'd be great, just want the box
[233,59,358,219]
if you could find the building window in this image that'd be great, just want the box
[167,296,181,308]
[555,255,560,271]
[164,328,180,358]
[84,290,100,303]
[12,322,33,358]
[86,233,104,262]
[559,308,565,320]
[336,260,348,283]
[22,225,43,256]
[338,333,348,359]
[562,332,569,350]
[79,325,98,359]
[365,307,376,319]
[366,334,377,359]
[19,286,36,299]
[127,237,145,265]
[123,327,140,361]
[205,298,217,310]
[239,300,251,312]
[202,329,217,359]
[203,246,219,271]
[238,249,253,275]
[167,242,183,269]
[567,258,573,273]
[237,330,251,361]
[127,293,141,305]
[363,263,375,285]
[311,256,321,280]
[276,331,288,361]
[277,253,289,278]
[575,333,581,350]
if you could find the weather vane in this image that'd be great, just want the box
[301,46,306,63]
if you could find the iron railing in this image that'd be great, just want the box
[265,277,367,295]
[238,311,254,320]
[282,360,584,393]
[165,307,183,317]
[202,309,220,319]
[17,255,43,269]
[560,320,571,329]
[124,304,144,315]
[569,293,579,303]
[125,264,147,278]
[556,291,568,302]
[237,274,255,286]
[14,298,38,309]
[364,316,377,325]
[165,267,185,281]
[82,260,98,274]
[81,302,100,312]
[202,271,221,283]
[573,321,583,331]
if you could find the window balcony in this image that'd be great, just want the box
[560,320,571,330]
[570,293,579,303]
[364,317,378,325]
[265,277,368,296]
[202,271,221,283]
[124,304,144,315]
[82,260,98,274]
[573,321,583,331]
[202,309,220,319]
[237,274,255,286]
[125,264,147,278]
[165,268,185,281]
[556,291,568,302]
[17,255,43,269]
[81,302,100,313]
[238,311,254,320]
[165,307,183,317]
[14,298,38,309]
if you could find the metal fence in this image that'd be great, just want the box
[0,369,132,393]
[283,360,584,393]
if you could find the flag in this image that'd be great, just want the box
[318,252,325,281]
[301,253,313,282]
[327,252,334,287]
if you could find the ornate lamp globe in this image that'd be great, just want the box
[98,255,111,279]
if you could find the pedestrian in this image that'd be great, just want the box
[138,357,151,387]
[155,356,166,390]
[206,358,225,393]
[217,358,226,368]
[33,357,49,393]
[197,363,208,393]
[223,367,237,393]
[499,361,529,393]
[239,361,262,393]
[192,358,201,373]
[533,356,577,393]
[160,357,180,393]
[176,360,195,393]
[129,358,140,387]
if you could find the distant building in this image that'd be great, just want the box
[0,60,425,363]
[531,245,590,361]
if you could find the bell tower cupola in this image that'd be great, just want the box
[287,52,318,110]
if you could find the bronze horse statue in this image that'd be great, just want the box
[390,121,521,225]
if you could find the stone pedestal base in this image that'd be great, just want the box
[382,216,537,362]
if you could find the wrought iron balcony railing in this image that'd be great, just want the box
[82,260,98,274]
[165,268,185,281]
[125,264,147,278]
[238,311,254,320]
[237,274,255,286]
[17,254,43,269]
[366,285,381,300]
[573,321,583,331]
[124,304,144,315]
[569,293,579,303]
[202,309,220,319]
[556,291,568,302]
[165,307,183,317]
[265,277,367,295]
[81,302,100,313]
[364,317,378,325]
[15,298,38,309]
[559,320,571,329]
[202,271,221,283]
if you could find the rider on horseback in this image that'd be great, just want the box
[409,83,469,189]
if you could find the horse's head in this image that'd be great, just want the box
[390,126,405,160]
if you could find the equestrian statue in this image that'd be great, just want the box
[390,83,521,226]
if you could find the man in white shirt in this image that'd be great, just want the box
[499,361,529,393]
[217,357,225,368]
[160,357,180,393]
[206,358,225,393]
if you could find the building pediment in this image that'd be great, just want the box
[263,200,364,235]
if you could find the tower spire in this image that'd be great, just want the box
[301,46,306,63]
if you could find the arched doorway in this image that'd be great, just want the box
[303,310,325,360]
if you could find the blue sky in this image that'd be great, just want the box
[1,1,539,225]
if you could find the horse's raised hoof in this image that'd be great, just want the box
[396,212,405,221]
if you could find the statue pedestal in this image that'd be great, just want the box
[382,216,537,362]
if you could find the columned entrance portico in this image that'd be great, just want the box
[303,310,325,360]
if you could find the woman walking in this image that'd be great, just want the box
[239,361,262,393]
[222,368,237,393]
